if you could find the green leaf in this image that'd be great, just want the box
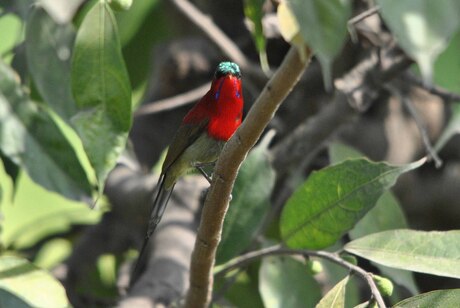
[377,0,460,82]
[2,171,101,249]
[328,142,363,164]
[287,0,352,89]
[349,192,408,239]
[0,151,19,193]
[328,143,409,235]
[316,275,349,308]
[435,104,460,152]
[349,192,418,295]
[0,59,92,201]
[26,7,77,122]
[71,1,132,190]
[433,30,460,93]
[0,256,70,307]
[216,143,275,264]
[259,256,321,308]
[244,0,268,72]
[329,143,418,294]
[115,0,159,46]
[345,230,460,279]
[319,257,361,307]
[280,158,425,249]
[432,31,460,150]
[219,271,264,308]
[0,13,23,63]
[393,289,460,308]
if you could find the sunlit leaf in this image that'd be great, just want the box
[393,289,460,308]
[0,256,70,307]
[0,13,23,62]
[277,2,308,61]
[280,158,425,249]
[2,171,100,249]
[71,1,132,191]
[316,275,349,308]
[345,230,460,279]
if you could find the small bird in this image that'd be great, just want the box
[131,62,244,285]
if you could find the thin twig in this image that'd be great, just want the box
[401,73,460,103]
[214,245,386,308]
[387,84,443,168]
[134,82,210,116]
[170,0,269,83]
[185,46,312,308]
[347,5,381,42]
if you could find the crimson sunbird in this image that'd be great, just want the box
[131,62,244,284]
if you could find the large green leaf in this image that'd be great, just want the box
[287,0,352,89]
[393,289,460,308]
[329,143,418,294]
[316,275,349,308]
[280,158,425,249]
[216,143,275,264]
[345,230,460,279]
[377,0,460,82]
[259,256,321,308]
[71,1,132,190]
[26,7,77,122]
[0,59,92,201]
[0,256,70,307]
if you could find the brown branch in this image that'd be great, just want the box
[134,82,210,116]
[347,5,381,42]
[272,45,413,178]
[213,245,386,308]
[184,46,312,307]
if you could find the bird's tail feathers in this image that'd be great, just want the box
[147,174,175,237]
[130,174,175,287]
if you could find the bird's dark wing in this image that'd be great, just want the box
[161,118,209,173]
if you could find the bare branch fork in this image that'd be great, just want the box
[185,46,312,307]
[214,245,386,308]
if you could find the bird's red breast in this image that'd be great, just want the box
[183,74,243,141]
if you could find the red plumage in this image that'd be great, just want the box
[131,62,243,286]
[183,74,243,141]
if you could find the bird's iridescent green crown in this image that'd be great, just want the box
[215,62,241,79]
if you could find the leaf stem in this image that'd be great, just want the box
[214,245,386,308]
